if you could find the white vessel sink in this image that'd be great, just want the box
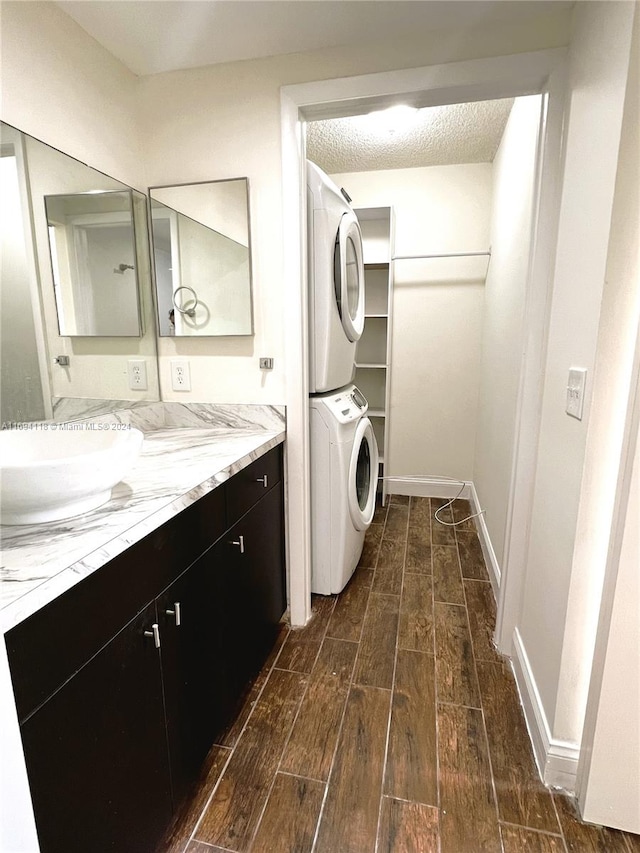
[0,427,144,525]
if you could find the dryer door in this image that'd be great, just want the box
[348,417,379,531]
[334,211,365,342]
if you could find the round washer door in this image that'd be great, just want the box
[334,211,365,342]
[348,417,379,531]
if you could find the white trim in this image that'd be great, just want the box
[286,49,567,120]
[469,481,501,598]
[280,47,568,633]
[512,628,580,791]
[280,91,312,628]
[385,476,472,500]
[495,57,569,652]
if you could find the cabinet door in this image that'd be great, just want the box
[20,603,172,853]
[224,485,286,690]
[157,546,228,806]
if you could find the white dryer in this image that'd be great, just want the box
[307,160,365,394]
[309,384,379,595]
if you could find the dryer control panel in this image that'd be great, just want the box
[313,384,369,424]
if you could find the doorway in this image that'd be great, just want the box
[280,48,567,641]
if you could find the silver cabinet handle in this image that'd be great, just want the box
[230,535,245,554]
[165,602,181,626]
[144,623,161,648]
[255,474,268,488]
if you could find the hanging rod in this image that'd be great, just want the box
[392,251,491,260]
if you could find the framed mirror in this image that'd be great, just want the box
[0,121,159,425]
[149,179,253,336]
[45,189,143,336]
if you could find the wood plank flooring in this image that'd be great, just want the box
[162,496,639,853]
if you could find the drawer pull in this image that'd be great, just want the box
[165,602,181,626]
[255,475,268,488]
[230,535,245,554]
[144,624,161,649]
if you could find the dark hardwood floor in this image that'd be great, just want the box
[162,496,639,853]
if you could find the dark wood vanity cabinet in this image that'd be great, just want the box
[19,603,173,853]
[5,444,286,853]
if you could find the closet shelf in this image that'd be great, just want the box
[357,204,393,506]
[355,362,388,369]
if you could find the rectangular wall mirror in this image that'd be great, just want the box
[0,121,159,424]
[45,189,143,336]
[149,179,253,336]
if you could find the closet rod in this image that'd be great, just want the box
[393,251,491,260]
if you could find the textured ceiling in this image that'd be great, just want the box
[306,99,515,173]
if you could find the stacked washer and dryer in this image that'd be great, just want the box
[307,160,379,595]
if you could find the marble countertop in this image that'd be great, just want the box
[1,425,285,632]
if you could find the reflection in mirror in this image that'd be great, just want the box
[0,121,159,425]
[45,190,142,336]
[149,180,253,336]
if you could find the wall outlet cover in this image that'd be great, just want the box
[127,359,148,391]
[170,359,191,392]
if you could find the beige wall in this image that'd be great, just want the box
[517,0,636,750]
[473,96,541,567]
[1,2,159,405]
[136,9,571,404]
[0,1,142,189]
[330,164,491,482]
[577,6,640,829]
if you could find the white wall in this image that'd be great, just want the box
[580,412,640,830]
[577,6,640,828]
[330,164,491,482]
[473,96,541,568]
[514,0,636,767]
[0,1,142,190]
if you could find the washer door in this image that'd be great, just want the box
[348,417,379,531]
[334,211,365,342]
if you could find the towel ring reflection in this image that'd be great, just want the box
[172,286,199,318]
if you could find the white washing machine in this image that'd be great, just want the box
[309,384,379,595]
[307,160,365,394]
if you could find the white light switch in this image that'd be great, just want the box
[566,368,587,420]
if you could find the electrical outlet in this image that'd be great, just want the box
[127,359,148,391]
[170,359,191,392]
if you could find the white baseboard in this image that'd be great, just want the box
[512,628,580,792]
[385,477,472,500]
[386,477,501,598]
[468,482,501,598]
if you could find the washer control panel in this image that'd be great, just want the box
[315,384,369,423]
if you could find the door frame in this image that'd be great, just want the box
[281,48,568,631]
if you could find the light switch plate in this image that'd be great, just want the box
[566,367,587,420]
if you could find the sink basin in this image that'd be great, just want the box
[0,427,144,525]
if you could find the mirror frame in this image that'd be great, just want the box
[44,188,145,338]
[148,178,254,338]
